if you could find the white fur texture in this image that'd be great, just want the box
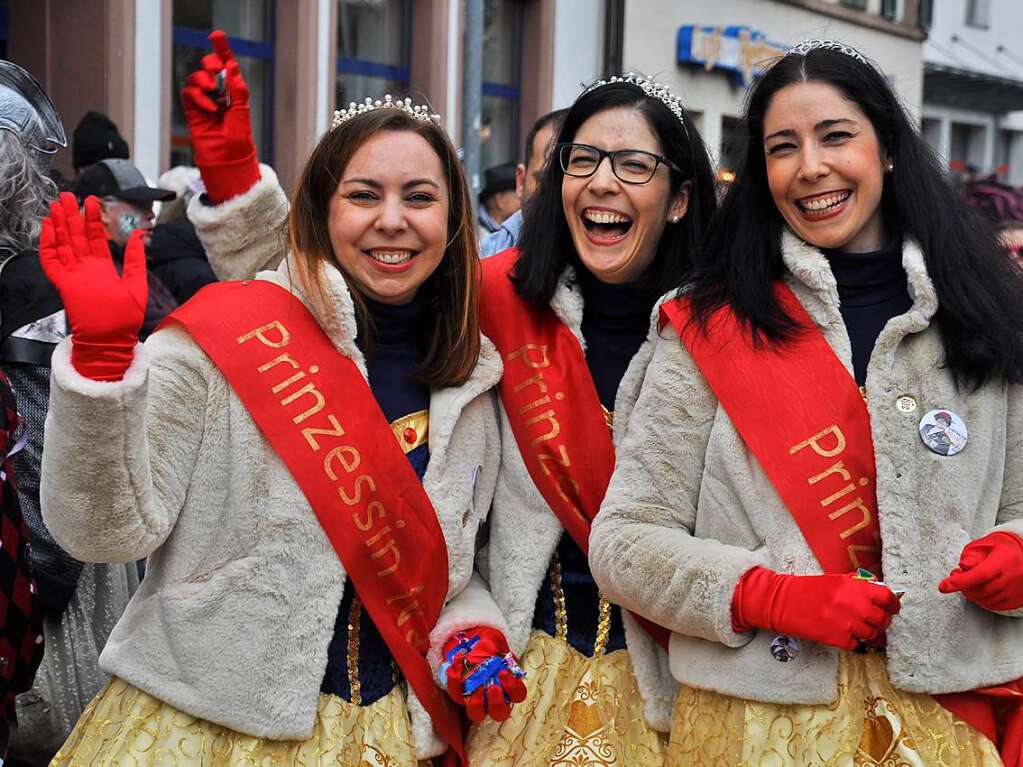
[40,253,503,757]
[481,268,680,732]
[187,163,289,281]
[590,231,1023,705]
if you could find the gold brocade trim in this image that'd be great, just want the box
[602,405,614,430]
[390,409,429,454]
[549,551,612,657]
[347,596,363,705]
[53,677,425,766]
[859,385,868,403]
[666,652,1002,767]
[466,630,667,766]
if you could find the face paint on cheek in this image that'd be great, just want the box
[117,212,139,238]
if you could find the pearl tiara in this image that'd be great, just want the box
[332,95,442,131]
[787,39,868,65]
[582,73,689,139]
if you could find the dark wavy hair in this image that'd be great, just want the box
[513,79,716,306]
[688,47,1023,388]
[290,107,480,388]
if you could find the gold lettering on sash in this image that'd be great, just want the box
[230,313,427,669]
[538,444,571,475]
[513,373,549,395]
[525,409,561,445]
[236,320,290,348]
[505,344,551,369]
[789,425,847,458]
[788,423,877,569]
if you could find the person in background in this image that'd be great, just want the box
[477,161,520,236]
[0,60,117,767]
[480,108,567,258]
[590,40,1023,766]
[70,111,129,178]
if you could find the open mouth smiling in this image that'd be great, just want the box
[581,207,634,242]
[796,190,851,219]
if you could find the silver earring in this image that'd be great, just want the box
[672,215,680,223]
[885,162,894,172]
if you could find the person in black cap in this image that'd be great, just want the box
[478,161,520,236]
[74,158,175,248]
[71,111,129,176]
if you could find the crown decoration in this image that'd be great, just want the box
[583,73,689,138]
[332,95,442,131]
[787,39,868,65]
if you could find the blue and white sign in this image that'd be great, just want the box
[677,26,789,87]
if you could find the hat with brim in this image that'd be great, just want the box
[74,158,176,205]
[480,161,518,202]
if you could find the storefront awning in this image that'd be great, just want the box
[924,62,1023,113]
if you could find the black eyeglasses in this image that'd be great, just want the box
[557,142,681,185]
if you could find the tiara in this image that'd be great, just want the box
[332,95,441,130]
[582,73,689,138]
[787,39,868,65]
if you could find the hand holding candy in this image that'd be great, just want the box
[180,30,260,203]
[939,532,1023,611]
[439,627,527,722]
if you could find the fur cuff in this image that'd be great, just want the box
[51,337,149,398]
[427,574,510,674]
[187,163,289,281]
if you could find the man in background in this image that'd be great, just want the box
[480,108,567,257]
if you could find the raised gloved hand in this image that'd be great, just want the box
[39,192,147,381]
[732,566,902,652]
[180,29,260,203]
[939,532,1023,611]
[439,627,527,722]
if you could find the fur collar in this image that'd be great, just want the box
[780,229,939,334]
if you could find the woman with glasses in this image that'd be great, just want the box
[590,41,1023,766]
[458,74,716,765]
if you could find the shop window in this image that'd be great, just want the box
[966,0,990,28]
[171,0,275,168]
[336,0,411,108]
[719,116,744,186]
[481,0,523,172]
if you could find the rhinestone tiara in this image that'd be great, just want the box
[582,73,689,139]
[332,95,442,131]
[787,39,868,65]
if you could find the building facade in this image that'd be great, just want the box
[618,0,926,180]
[921,0,1023,185]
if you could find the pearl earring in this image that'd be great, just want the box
[885,162,894,172]
[672,215,680,223]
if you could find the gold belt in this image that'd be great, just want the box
[549,551,613,658]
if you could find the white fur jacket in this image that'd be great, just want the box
[590,230,1023,706]
[446,265,680,733]
[39,168,508,757]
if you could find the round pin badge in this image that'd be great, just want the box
[918,409,968,456]
[770,634,800,662]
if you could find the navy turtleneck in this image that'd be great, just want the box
[321,293,430,705]
[532,266,655,657]
[577,266,655,411]
[823,239,912,387]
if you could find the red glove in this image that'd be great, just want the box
[180,30,260,203]
[939,532,1023,611]
[440,627,527,722]
[39,193,147,382]
[732,566,902,652]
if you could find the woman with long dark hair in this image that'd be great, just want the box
[590,40,1023,766]
[37,32,524,767]
[461,74,715,764]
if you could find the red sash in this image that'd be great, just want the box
[164,281,464,763]
[661,283,882,576]
[480,249,669,650]
[661,282,1023,766]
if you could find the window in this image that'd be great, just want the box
[0,1,8,60]
[336,0,411,108]
[171,0,275,168]
[881,0,899,22]
[918,0,934,29]
[966,0,990,28]
[840,0,867,9]
[719,116,745,184]
[481,0,523,171]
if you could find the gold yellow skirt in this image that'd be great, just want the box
[667,652,1003,767]
[51,676,423,766]
[466,629,666,767]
